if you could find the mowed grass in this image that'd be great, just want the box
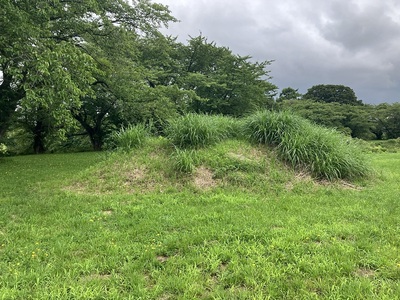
[1,144,400,299]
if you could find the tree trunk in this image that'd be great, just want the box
[89,133,103,151]
[72,111,105,151]
[33,120,46,154]
[0,72,24,139]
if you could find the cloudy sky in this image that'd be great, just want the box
[156,0,400,104]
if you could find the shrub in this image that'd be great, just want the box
[244,110,370,180]
[0,143,7,156]
[166,114,239,149]
[105,124,149,152]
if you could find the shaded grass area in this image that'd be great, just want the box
[367,138,400,153]
[0,148,399,299]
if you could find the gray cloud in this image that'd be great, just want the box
[321,1,400,52]
[157,0,400,103]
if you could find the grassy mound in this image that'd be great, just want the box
[96,111,370,187]
[68,137,309,195]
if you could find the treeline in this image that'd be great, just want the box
[276,86,400,140]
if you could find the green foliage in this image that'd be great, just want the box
[175,35,277,116]
[279,100,400,140]
[373,103,400,139]
[243,110,303,145]
[1,1,278,150]
[165,113,238,149]
[278,125,370,180]
[366,139,400,153]
[1,127,33,155]
[280,99,375,139]
[278,87,302,101]
[244,110,370,180]
[105,124,149,153]
[0,142,7,155]
[303,84,362,105]
[0,0,175,148]
[172,148,198,174]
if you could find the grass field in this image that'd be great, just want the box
[0,140,399,299]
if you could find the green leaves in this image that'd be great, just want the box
[0,0,176,148]
[140,34,276,116]
[303,84,362,105]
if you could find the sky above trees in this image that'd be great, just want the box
[156,0,400,104]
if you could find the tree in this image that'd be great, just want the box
[134,34,277,118]
[280,99,345,129]
[0,0,97,139]
[176,36,277,116]
[0,72,25,140]
[383,103,400,139]
[373,103,400,139]
[0,0,175,150]
[303,84,362,105]
[278,87,302,101]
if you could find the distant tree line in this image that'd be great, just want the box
[277,84,400,140]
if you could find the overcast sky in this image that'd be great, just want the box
[156,0,400,104]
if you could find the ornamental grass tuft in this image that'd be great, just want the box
[244,110,370,180]
[165,113,239,149]
[105,124,149,152]
[172,148,198,174]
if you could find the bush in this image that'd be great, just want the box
[105,124,149,152]
[243,110,370,180]
[166,114,239,149]
[0,143,7,156]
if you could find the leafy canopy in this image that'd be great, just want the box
[0,0,175,138]
[303,84,362,105]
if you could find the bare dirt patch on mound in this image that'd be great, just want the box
[193,166,218,190]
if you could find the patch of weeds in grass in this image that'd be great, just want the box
[243,110,302,145]
[68,137,182,194]
[194,139,295,194]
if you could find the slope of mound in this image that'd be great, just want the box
[65,138,321,195]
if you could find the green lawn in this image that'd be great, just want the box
[0,147,399,299]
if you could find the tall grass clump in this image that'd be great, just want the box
[166,113,239,149]
[244,110,370,180]
[278,125,370,180]
[243,110,303,145]
[172,148,198,173]
[105,124,149,152]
